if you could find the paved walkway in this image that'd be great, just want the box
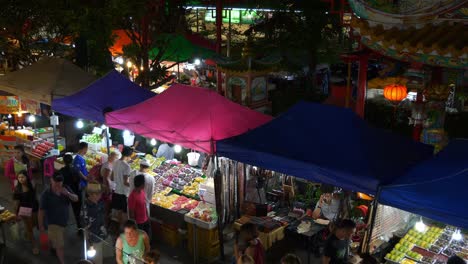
[0,172,315,264]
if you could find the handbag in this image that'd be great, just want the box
[18,207,32,217]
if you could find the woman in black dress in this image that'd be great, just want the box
[13,170,39,255]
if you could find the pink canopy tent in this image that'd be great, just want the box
[105,84,272,153]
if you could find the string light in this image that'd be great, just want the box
[87,245,96,258]
[28,115,36,123]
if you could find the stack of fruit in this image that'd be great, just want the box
[82,134,102,143]
[84,153,102,170]
[401,227,442,250]
[32,141,54,157]
[151,193,199,211]
[386,243,411,263]
[0,210,16,222]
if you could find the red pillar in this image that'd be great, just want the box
[356,53,368,118]
[216,0,223,95]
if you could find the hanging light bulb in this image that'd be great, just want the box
[150,138,157,146]
[87,245,96,258]
[415,217,427,233]
[17,112,22,117]
[126,61,133,68]
[100,124,107,130]
[76,120,84,129]
[194,58,201,65]
[452,229,462,241]
[7,114,12,119]
[28,115,36,123]
[174,145,182,153]
[123,130,131,138]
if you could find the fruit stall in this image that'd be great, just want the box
[125,153,219,261]
[383,224,467,264]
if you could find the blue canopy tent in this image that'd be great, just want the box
[379,139,468,229]
[216,102,433,195]
[52,70,155,123]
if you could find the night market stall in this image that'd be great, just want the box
[105,83,271,261]
[0,58,95,182]
[216,101,434,262]
[51,69,155,169]
[368,139,468,264]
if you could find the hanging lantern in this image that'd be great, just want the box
[384,84,408,102]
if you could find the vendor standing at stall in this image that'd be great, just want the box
[111,146,133,228]
[155,142,174,160]
[312,185,341,221]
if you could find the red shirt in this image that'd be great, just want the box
[128,190,148,224]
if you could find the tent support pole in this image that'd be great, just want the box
[362,186,382,254]
[212,140,225,260]
[105,127,110,155]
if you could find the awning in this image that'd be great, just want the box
[217,102,434,195]
[52,70,155,123]
[0,57,95,105]
[105,84,271,153]
[379,139,468,229]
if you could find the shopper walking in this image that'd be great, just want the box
[100,150,119,226]
[82,182,107,264]
[111,146,133,228]
[4,145,31,190]
[60,154,83,232]
[38,173,79,264]
[115,220,150,264]
[128,175,151,239]
[13,170,39,255]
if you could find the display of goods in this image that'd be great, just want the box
[0,210,16,222]
[32,141,54,157]
[186,202,217,223]
[400,227,443,250]
[400,258,417,264]
[151,193,199,212]
[84,153,103,170]
[82,133,102,143]
[155,163,204,193]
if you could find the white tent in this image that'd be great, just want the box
[0,57,95,105]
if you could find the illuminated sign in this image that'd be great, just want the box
[204,9,259,24]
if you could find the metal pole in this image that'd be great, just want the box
[216,0,223,95]
[105,127,111,155]
[196,9,199,33]
[51,112,58,149]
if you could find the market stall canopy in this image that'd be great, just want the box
[149,34,216,62]
[52,70,155,123]
[105,84,272,153]
[0,57,95,105]
[379,139,468,229]
[216,102,433,195]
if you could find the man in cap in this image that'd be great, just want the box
[129,159,155,211]
[39,172,79,264]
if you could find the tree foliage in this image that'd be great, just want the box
[247,0,343,75]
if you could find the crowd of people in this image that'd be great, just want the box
[4,142,465,264]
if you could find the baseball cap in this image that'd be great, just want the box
[52,173,64,182]
[140,159,150,167]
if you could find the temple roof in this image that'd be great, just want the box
[351,18,467,68]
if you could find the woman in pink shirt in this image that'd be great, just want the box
[4,145,32,190]
[128,174,151,240]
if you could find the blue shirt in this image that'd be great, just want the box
[40,187,72,227]
[73,154,88,187]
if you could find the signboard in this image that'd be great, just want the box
[0,96,19,114]
[0,96,40,114]
[205,9,259,24]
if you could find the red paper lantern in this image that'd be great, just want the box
[383,84,408,102]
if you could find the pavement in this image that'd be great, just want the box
[0,172,317,264]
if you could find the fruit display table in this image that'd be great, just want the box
[385,226,467,264]
[234,215,288,250]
